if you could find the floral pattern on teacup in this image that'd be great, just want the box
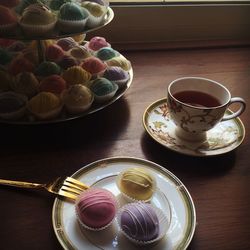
[167,96,223,134]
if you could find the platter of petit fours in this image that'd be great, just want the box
[52,157,196,250]
[0,0,113,39]
[0,36,133,124]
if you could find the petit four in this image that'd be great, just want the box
[45,44,65,62]
[62,84,93,114]
[117,167,156,201]
[106,56,132,71]
[102,66,129,88]
[19,3,56,36]
[56,37,77,52]
[57,2,89,33]
[87,36,110,51]
[57,55,78,70]
[75,187,117,230]
[39,75,66,95]
[118,202,159,242]
[8,56,35,75]
[89,77,118,103]
[0,6,18,34]
[80,56,106,76]
[95,47,118,61]
[62,66,91,85]
[11,72,39,98]
[35,61,61,77]
[27,91,62,120]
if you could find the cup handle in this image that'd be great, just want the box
[221,97,246,121]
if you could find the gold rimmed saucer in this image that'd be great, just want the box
[143,98,245,157]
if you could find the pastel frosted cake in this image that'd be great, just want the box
[117,167,156,201]
[117,201,170,245]
[75,187,118,230]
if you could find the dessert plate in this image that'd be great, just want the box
[52,157,196,250]
[143,98,245,157]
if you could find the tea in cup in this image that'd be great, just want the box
[167,77,246,142]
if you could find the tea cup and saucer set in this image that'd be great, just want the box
[143,77,246,157]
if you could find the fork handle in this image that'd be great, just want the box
[0,179,44,189]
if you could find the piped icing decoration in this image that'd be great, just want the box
[59,2,87,21]
[49,0,70,11]
[103,66,129,82]
[62,84,93,113]
[12,72,39,98]
[15,0,48,14]
[95,47,118,61]
[40,75,66,95]
[106,56,132,71]
[27,91,62,120]
[8,56,35,75]
[0,6,18,34]
[75,188,117,230]
[62,66,91,85]
[57,55,78,70]
[35,61,61,77]
[119,202,159,242]
[20,3,56,25]
[88,36,110,51]
[56,37,77,51]
[89,77,118,102]
[88,0,109,6]
[117,167,156,201]
[0,6,18,26]
[19,3,57,36]
[45,44,64,62]
[69,46,91,61]
[81,1,106,17]
[80,56,106,75]
[28,92,61,113]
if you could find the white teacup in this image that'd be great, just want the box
[167,77,246,142]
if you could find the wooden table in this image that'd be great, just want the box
[0,46,250,250]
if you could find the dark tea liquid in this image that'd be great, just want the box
[173,90,221,107]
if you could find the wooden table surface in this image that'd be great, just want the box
[0,46,250,250]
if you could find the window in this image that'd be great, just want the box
[89,1,250,49]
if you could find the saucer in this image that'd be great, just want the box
[52,157,196,250]
[143,98,245,157]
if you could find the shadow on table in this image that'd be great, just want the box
[141,132,236,177]
[0,98,130,150]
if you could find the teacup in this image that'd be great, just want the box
[167,77,246,142]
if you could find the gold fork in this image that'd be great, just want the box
[0,176,89,200]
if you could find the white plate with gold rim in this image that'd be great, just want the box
[143,98,245,157]
[52,157,196,250]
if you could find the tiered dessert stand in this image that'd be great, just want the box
[0,2,133,124]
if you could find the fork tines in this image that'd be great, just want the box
[65,177,89,190]
[58,177,89,200]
